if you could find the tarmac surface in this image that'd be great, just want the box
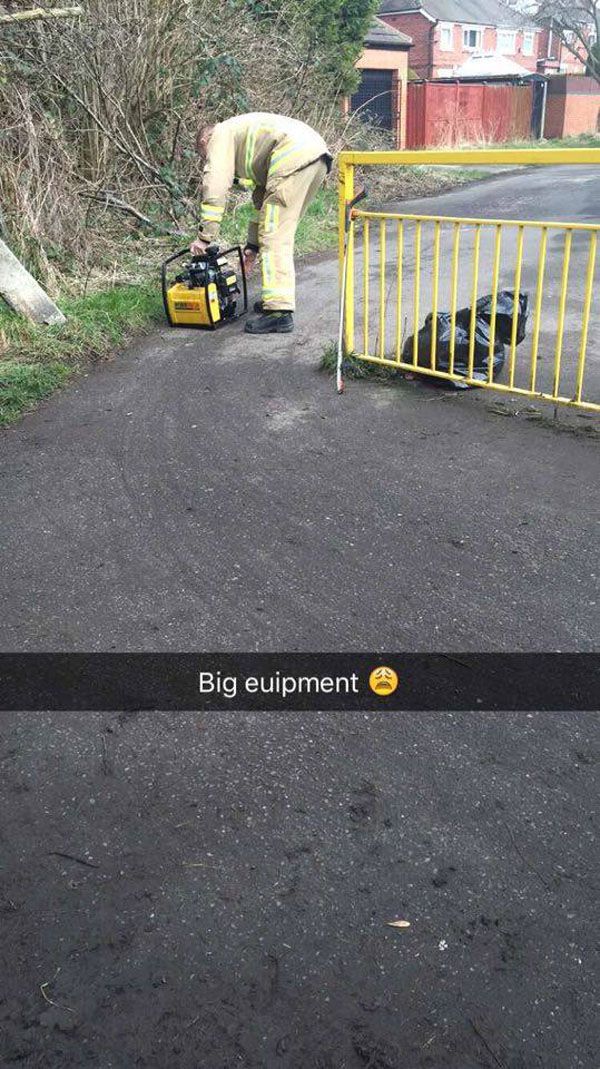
[1,166,599,1067]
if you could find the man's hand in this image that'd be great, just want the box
[190,236,210,257]
[242,247,258,275]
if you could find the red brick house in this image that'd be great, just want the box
[537,23,595,76]
[378,0,588,80]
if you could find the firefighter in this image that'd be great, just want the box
[192,113,332,335]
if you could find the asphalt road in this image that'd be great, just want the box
[1,167,599,1068]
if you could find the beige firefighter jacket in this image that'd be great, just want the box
[198,112,331,242]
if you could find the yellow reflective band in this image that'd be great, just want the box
[200,204,224,219]
[261,250,275,288]
[245,127,258,182]
[263,204,280,234]
[269,145,304,174]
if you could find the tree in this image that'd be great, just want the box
[510,1,600,82]
[244,0,380,95]
[1,0,375,281]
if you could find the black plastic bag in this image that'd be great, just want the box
[468,290,529,346]
[402,290,529,384]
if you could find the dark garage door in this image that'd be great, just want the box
[351,69,395,131]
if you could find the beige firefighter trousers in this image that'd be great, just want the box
[256,157,328,312]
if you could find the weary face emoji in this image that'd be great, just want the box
[369,666,399,697]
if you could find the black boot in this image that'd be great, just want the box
[245,311,294,335]
[253,299,265,313]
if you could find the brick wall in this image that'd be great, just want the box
[562,93,600,135]
[544,76,600,137]
[381,12,434,78]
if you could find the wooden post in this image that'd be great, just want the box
[0,239,66,325]
[0,7,83,25]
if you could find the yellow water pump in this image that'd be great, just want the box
[162,244,247,329]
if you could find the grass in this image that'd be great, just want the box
[0,281,164,427]
[499,133,600,151]
[0,361,72,427]
[0,281,163,363]
[320,341,402,384]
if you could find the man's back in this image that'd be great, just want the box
[208,112,330,189]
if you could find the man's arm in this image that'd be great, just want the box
[195,124,235,245]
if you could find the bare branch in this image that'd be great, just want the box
[0,7,83,25]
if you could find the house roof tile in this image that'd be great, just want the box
[366,15,413,47]
[378,0,529,28]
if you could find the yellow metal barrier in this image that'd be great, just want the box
[338,149,600,412]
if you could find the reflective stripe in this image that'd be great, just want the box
[200,203,224,220]
[262,288,293,301]
[244,125,272,181]
[264,203,280,234]
[268,145,305,175]
[261,249,275,288]
[245,127,258,181]
[262,290,294,310]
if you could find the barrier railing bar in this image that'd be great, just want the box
[340,148,600,168]
[576,232,597,404]
[468,225,482,379]
[354,210,600,235]
[449,223,461,377]
[413,221,422,368]
[395,220,404,363]
[488,225,503,384]
[340,157,355,352]
[509,226,525,390]
[430,221,442,370]
[363,219,370,358]
[553,228,573,399]
[379,220,386,360]
[530,227,548,393]
[351,352,600,411]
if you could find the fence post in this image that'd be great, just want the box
[339,154,355,353]
[0,239,66,326]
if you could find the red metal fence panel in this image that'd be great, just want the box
[406,82,533,148]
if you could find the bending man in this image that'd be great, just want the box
[192,112,332,335]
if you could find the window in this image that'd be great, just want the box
[497,30,517,54]
[463,26,483,51]
[522,30,535,57]
[439,23,454,51]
